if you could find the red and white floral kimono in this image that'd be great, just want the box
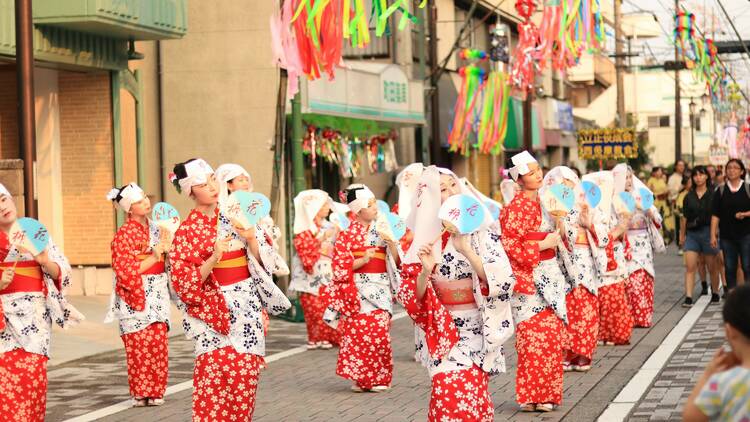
[0,232,83,421]
[289,221,340,345]
[559,208,609,361]
[324,220,399,390]
[501,193,568,406]
[625,180,665,328]
[597,211,634,345]
[169,209,291,421]
[106,219,171,399]
[399,229,514,421]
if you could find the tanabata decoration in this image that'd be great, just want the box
[376,211,407,242]
[272,0,425,84]
[613,191,636,216]
[476,70,511,155]
[542,184,575,217]
[438,194,486,234]
[9,218,50,256]
[302,125,398,176]
[581,180,602,209]
[151,202,181,234]
[222,191,272,230]
[447,65,486,155]
[510,0,540,95]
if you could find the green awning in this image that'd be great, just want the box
[298,114,393,137]
[503,97,542,150]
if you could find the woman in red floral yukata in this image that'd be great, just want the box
[500,151,568,413]
[323,184,401,393]
[398,166,515,421]
[0,182,83,421]
[289,189,341,349]
[105,183,172,407]
[167,158,290,421]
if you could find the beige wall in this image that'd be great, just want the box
[159,0,279,215]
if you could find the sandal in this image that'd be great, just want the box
[148,398,165,406]
[537,403,555,412]
[132,397,147,408]
[306,342,319,350]
[519,403,536,412]
[318,341,333,350]
[371,385,390,393]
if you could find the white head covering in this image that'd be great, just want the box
[541,166,584,205]
[582,171,614,221]
[0,183,9,198]
[170,159,214,197]
[293,189,331,235]
[216,163,252,206]
[106,183,145,212]
[500,179,518,204]
[343,184,375,214]
[612,163,631,194]
[509,151,537,181]
[395,163,424,219]
[404,166,494,264]
[461,177,503,213]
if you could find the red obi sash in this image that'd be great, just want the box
[524,232,556,260]
[353,247,387,273]
[212,249,250,286]
[136,254,166,275]
[432,277,477,311]
[0,261,45,295]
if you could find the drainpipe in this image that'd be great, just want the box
[290,92,306,195]
[157,41,166,201]
[15,0,37,218]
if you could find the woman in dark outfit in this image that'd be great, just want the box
[710,159,750,293]
[681,166,720,306]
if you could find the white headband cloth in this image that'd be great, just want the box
[509,151,537,181]
[345,184,375,214]
[106,183,145,212]
[172,159,214,197]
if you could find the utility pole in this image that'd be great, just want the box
[674,0,683,162]
[523,92,533,151]
[428,2,444,167]
[615,0,625,127]
[15,0,37,218]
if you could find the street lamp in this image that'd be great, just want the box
[689,98,697,167]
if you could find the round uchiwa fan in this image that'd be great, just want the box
[9,218,50,256]
[635,187,654,211]
[581,180,602,209]
[376,200,391,214]
[613,191,637,216]
[329,212,350,231]
[438,194,486,234]
[151,202,181,234]
[541,184,575,217]
[222,191,271,230]
[484,199,502,221]
[376,212,407,242]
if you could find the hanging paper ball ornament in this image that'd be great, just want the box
[459,48,488,61]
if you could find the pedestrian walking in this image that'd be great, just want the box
[680,166,721,306]
[710,158,750,292]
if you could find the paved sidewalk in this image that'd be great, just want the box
[628,296,727,421]
[50,250,691,422]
